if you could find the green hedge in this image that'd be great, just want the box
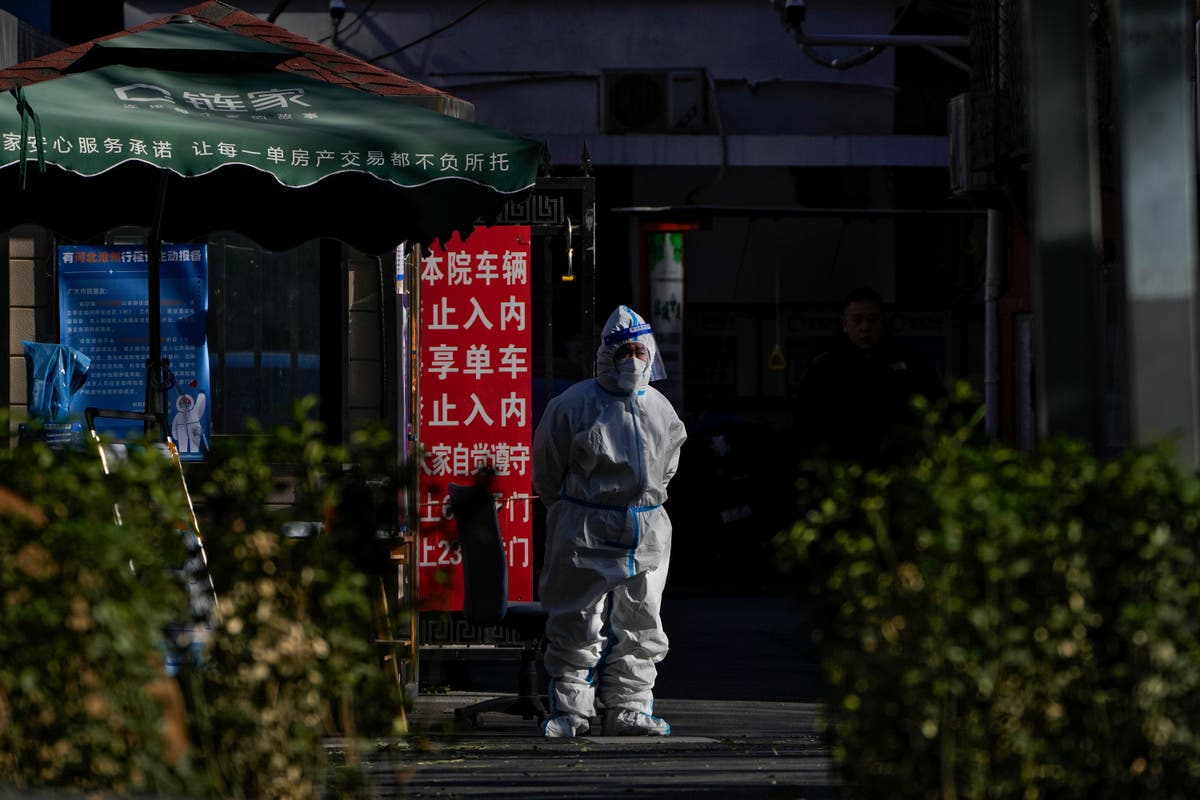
[187,406,404,799]
[776,383,1200,799]
[0,404,405,798]
[0,426,199,794]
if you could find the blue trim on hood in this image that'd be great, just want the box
[603,321,653,346]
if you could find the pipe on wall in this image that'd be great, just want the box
[984,207,1003,437]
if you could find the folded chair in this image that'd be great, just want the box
[447,479,549,728]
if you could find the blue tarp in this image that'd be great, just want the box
[23,340,91,423]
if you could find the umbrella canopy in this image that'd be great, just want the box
[0,15,545,252]
[0,8,546,420]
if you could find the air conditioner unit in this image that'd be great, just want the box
[600,69,716,134]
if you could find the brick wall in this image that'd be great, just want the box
[7,228,53,431]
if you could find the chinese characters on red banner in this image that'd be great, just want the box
[417,226,533,610]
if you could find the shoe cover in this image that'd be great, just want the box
[541,713,590,738]
[602,709,670,736]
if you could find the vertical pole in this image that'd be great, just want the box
[145,249,164,431]
[145,173,169,436]
[1113,4,1200,467]
[580,174,597,376]
[1022,0,1106,446]
[395,245,409,463]
[543,235,555,405]
[404,241,420,695]
[984,208,1003,438]
[0,234,10,441]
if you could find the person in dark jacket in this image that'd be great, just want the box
[793,287,943,465]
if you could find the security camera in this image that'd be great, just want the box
[770,0,806,30]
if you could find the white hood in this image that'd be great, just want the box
[595,305,666,393]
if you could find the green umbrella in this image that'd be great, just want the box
[0,15,545,418]
[0,22,545,252]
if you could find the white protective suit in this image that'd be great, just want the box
[533,306,687,721]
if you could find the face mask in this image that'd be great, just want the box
[616,358,645,391]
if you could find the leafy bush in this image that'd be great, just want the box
[0,403,407,798]
[186,405,405,799]
[777,383,1200,799]
[0,424,199,795]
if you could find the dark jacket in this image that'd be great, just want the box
[793,333,943,465]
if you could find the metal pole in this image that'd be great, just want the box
[792,33,970,48]
[984,208,1003,438]
[1022,0,1106,447]
[543,235,555,405]
[144,172,169,432]
[407,242,421,693]
[580,173,596,375]
[1112,4,1200,466]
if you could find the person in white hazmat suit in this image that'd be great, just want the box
[533,306,687,737]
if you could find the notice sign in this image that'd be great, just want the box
[647,230,684,408]
[417,226,534,611]
[57,245,210,460]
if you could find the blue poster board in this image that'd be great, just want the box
[57,245,210,460]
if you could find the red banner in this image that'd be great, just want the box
[416,226,533,610]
